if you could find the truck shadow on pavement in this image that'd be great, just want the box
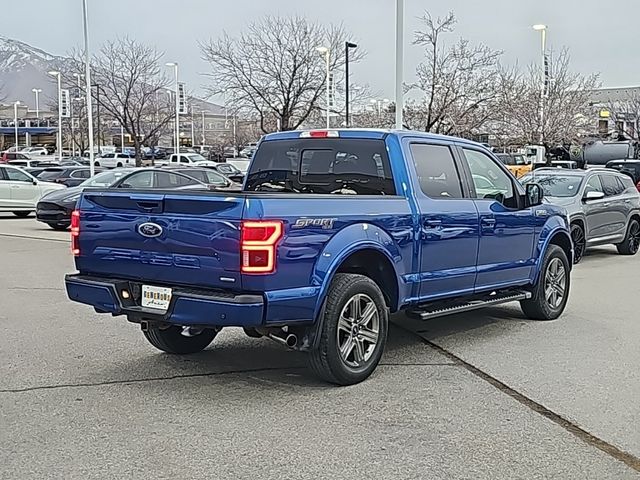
[95,323,451,389]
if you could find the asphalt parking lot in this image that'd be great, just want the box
[1,213,639,479]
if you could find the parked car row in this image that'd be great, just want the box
[35,166,240,230]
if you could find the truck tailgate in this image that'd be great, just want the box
[75,191,245,290]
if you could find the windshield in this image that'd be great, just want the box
[216,163,240,174]
[37,169,65,181]
[520,174,583,197]
[187,154,207,162]
[79,169,135,187]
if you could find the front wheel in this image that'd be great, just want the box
[520,245,570,321]
[143,325,218,354]
[616,219,640,255]
[12,211,31,218]
[307,273,388,385]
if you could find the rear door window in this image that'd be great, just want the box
[410,144,463,199]
[600,175,625,196]
[155,171,199,188]
[245,139,395,195]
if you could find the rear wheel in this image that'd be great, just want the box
[142,325,218,354]
[94,161,100,167]
[48,223,69,231]
[520,245,570,321]
[116,162,123,168]
[616,219,640,255]
[12,211,31,218]
[570,223,586,264]
[308,273,388,385]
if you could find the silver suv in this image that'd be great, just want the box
[521,168,640,263]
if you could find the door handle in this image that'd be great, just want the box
[10,185,20,189]
[481,218,496,226]
[424,219,442,227]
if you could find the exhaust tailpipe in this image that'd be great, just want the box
[263,330,298,349]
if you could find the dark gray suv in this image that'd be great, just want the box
[521,168,640,263]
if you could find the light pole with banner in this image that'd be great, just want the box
[48,70,62,160]
[166,62,180,155]
[31,88,42,122]
[533,24,548,146]
[13,101,21,149]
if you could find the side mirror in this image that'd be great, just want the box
[525,182,544,207]
[32,179,38,185]
[584,190,605,201]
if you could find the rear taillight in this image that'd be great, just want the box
[241,220,283,274]
[636,180,640,193]
[71,210,80,256]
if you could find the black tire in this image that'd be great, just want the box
[12,211,31,218]
[94,161,100,167]
[570,223,586,264]
[521,245,570,321]
[616,219,640,255]
[116,162,123,168]
[307,273,388,385]
[243,327,263,338]
[143,325,217,354]
[48,223,70,231]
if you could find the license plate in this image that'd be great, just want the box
[141,285,172,311]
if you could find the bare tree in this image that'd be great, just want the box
[407,12,502,136]
[494,49,599,151]
[200,16,363,133]
[86,38,174,165]
[605,91,640,141]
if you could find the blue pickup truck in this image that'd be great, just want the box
[65,129,573,385]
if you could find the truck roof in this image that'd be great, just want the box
[262,128,485,148]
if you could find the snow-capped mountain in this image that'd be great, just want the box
[0,36,69,109]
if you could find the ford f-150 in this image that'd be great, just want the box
[65,129,573,385]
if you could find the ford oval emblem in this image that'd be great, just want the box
[138,222,163,238]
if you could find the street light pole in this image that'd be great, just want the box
[395,0,404,130]
[533,24,547,147]
[31,88,42,122]
[166,62,180,155]
[317,47,330,129]
[82,0,95,175]
[48,71,62,160]
[13,101,21,149]
[345,42,357,127]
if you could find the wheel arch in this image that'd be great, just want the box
[534,228,573,284]
[311,223,404,320]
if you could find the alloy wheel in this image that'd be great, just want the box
[336,293,380,368]
[629,222,640,254]
[544,257,566,309]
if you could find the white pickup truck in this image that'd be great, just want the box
[94,153,135,168]
[155,153,209,166]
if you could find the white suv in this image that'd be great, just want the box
[95,153,135,168]
[0,165,65,217]
[21,147,49,156]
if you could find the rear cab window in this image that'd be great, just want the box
[245,139,396,195]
